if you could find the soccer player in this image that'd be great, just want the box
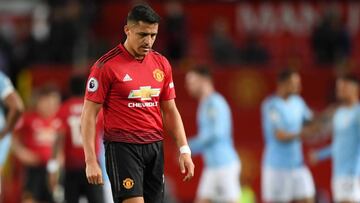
[54,76,105,203]
[12,86,62,203]
[80,4,194,203]
[185,66,241,203]
[310,74,360,203]
[0,71,24,195]
[261,69,315,203]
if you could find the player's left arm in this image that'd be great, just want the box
[47,130,65,191]
[0,91,24,139]
[301,103,336,140]
[161,99,194,181]
[309,145,332,165]
[189,101,224,154]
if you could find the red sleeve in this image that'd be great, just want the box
[85,64,114,104]
[160,56,176,101]
[13,114,27,138]
[55,105,67,135]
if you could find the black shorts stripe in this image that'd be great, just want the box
[108,143,120,193]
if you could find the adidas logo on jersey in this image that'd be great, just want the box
[123,74,133,82]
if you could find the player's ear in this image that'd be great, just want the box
[124,25,130,36]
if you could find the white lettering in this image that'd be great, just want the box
[128,102,159,108]
[236,3,356,36]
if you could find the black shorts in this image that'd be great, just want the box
[64,169,104,203]
[105,141,164,203]
[23,166,54,202]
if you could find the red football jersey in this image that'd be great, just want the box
[14,112,62,166]
[58,97,101,170]
[85,44,176,144]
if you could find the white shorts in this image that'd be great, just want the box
[262,166,315,202]
[332,176,360,202]
[197,162,241,202]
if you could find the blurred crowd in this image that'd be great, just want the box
[0,0,98,83]
[0,0,356,84]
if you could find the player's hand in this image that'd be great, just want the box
[48,172,59,192]
[179,153,195,181]
[85,160,104,185]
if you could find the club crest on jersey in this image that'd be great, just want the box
[153,69,164,82]
[128,86,160,101]
[87,77,98,92]
[123,178,134,189]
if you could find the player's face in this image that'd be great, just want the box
[125,21,158,57]
[185,72,202,99]
[336,79,359,101]
[336,79,347,100]
[286,73,302,95]
[37,93,61,118]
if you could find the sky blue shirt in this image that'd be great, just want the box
[262,94,312,169]
[189,92,240,168]
[317,103,360,177]
[0,71,14,166]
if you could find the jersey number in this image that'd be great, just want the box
[67,116,82,146]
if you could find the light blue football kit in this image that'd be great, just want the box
[0,71,15,166]
[189,92,240,201]
[261,94,315,202]
[316,103,360,201]
[262,95,312,169]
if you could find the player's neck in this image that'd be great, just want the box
[276,89,290,100]
[37,111,54,119]
[343,97,359,107]
[200,85,214,101]
[123,41,145,60]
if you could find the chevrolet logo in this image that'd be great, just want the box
[128,86,161,101]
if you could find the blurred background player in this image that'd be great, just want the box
[0,71,24,196]
[261,69,315,203]
[54,75,105,203]
[12,85,61,203]
[311,74,360,203]
[185,66,241,203]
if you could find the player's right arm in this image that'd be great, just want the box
[80,100,103,185]
[12,116,41,166]
[0,72,24,139]
[82,60,113,185]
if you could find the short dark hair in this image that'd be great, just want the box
[190,65,212,79]
[70,75,86,96]
[338,73,360,85]
[37,84,59,97]
[127,4,161,24]
[277,68,298,83]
